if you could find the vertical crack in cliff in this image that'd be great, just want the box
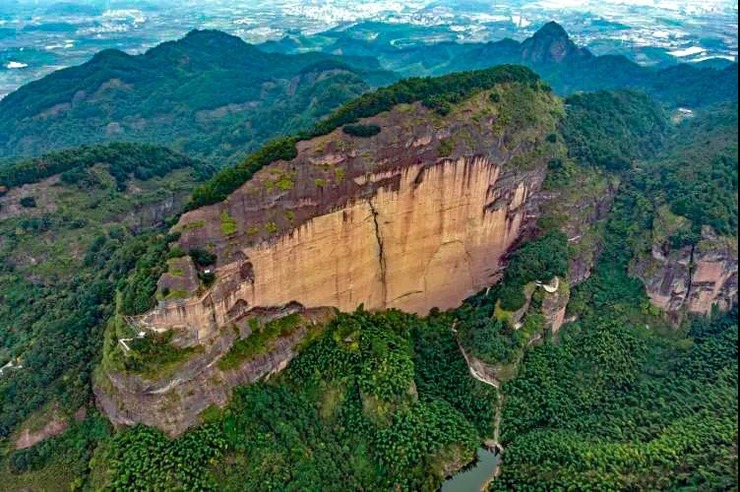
[686,243,696,303]
[367,198,388,305]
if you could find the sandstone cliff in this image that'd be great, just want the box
[146,87,561,343]
[632,225,738,316]
[96,306,332,436]
[96,83,562,434]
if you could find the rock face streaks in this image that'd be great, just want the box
[96,87,561,435]
[144,156,534,342]
[142,90,557,344]
[632,227,738,316]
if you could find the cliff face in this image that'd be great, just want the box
[96,307,331,436]
[96,84,562,434]
[632,227,738,315]
[149,157,538,343]
[145,87,560,343]
[534,166,618,286]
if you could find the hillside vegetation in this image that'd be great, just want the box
[188,64,543,209]
[94,310,496,491]
[264,21,738,107]
[495,165,737,489]
[492,97,737,491]
[0,30,393,163]
[0,50,736,491]
[1,22,735,167]
[0,142,209,192]
[0,144,210,455]
[562,90,668,170]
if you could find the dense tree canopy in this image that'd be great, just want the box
[96,310,495,491]
[1,57,736,492]
[562,89,668,170]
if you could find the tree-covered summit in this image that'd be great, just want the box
[188,64,544,209]
[0,30,393,163]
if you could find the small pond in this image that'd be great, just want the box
[441,447,498,492]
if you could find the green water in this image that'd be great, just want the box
[441,448,498,492]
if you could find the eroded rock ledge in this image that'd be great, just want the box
[96,306,333,436]
[632,226,738,317]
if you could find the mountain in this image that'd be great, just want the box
[468,24,737,107]
[0,143,212,464]
[519,21,593,65]
[0,30,396,163]
[270,21,738,107]
[96,65,560,433]
[1,22,736,166]
[85,66,736,491]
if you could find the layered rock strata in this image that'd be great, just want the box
[97,86,562,433]
[96,306,332,436]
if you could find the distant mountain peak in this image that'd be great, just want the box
[535,21,569,38]
[179,29,252,50]
[521,21,592,65]
[143,28,266,68]
[90,48,132,64]
[184,28,239,41]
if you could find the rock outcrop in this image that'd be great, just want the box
[539,276,570,334]
[145,87,560,344]
[632,226,738,316]
[15,417,68,450]
[96,83,562,434]
[534,167,619,286]
[520,21,593,65]
[96,306,332,436]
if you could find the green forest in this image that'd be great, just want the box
[494,143,738,488]
[95,310,498,491]
[0,30,389,164]
[0,144,209,443]
[188,64,543,208]
[1,20,735,165]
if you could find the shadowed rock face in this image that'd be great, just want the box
[147,88,559,344]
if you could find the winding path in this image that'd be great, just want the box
[452,321,500,388]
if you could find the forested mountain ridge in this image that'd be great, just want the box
[0,22,736,167]
[267,21,738,107]
[90,67,734,490]
[0,29,395,163]
[493,103,738,490]
[0,143,211,470]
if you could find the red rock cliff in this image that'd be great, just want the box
[143,87,560,344]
